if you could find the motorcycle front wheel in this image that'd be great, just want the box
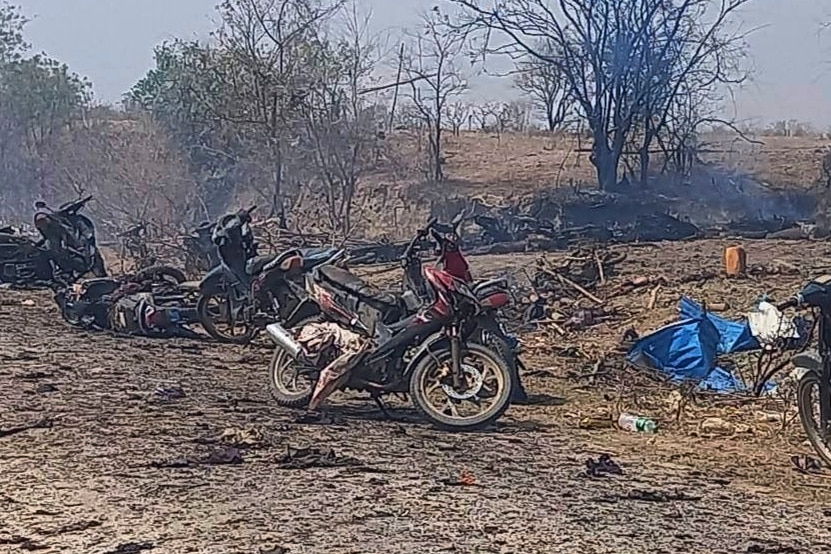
[410,342,513,431]
[797,370,831,467]
[196,290,256,344]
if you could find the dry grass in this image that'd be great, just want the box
[434,132,830,196]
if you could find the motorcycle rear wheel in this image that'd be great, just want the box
[268,316,321,408]
[197,290,256,344]
[797,370,831,467]
[410,342,513,431]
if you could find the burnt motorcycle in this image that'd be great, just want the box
[266,255,515,431]
[0,195,106,286]
[776,275,831,466]
[183,220,220,277]
[196,205,339,343]
[55,264,197,335]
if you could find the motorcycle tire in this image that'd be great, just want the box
[410,342,513,432]
[268,315,321,409]
[797,370,831,468]
[132,264,186,285]
[196,289,256,344]
[477,329,527,403]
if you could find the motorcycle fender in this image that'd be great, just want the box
[792,349,821,377]
[284,298,320,328]
[404,331,451,377]
[198,265,229,293]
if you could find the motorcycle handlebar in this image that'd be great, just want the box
[71,195,93,212]
[401,218,437,261]
[776,297,799,311]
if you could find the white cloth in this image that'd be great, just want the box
[297,322,369,410]
[746,301,799,346]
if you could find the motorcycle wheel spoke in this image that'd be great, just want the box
[444,399,461,418]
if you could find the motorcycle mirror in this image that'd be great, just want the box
[34,201,47,209]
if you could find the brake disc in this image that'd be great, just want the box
[441,364,484,400]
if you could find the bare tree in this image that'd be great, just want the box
[450,0,756,190]
[296,4,385,238]
[195,0,347,218]
[513,41,571,131]
[445,101,469,136]
[401,7,469,182]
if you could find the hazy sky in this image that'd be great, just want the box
[14,0,831,127]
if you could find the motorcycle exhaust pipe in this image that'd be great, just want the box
[265,322,302,359]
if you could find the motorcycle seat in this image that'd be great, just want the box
[246,254,280,276]
[317,265,400,308]
[299,247,339,270]
[473,277,508,298]
[78,278,121,299]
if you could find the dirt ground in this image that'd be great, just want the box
[3,239,831,554]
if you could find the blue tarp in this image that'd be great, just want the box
[626,297,762,392]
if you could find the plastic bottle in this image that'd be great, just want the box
[617,413,658,433]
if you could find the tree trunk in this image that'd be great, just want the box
[591,139,617,191]
[433,124,443,182]
[546,104,556,132]
[639,141,650,186]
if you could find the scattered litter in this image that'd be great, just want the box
[441,470,478,487]
[151,446,243,468]
[0,535,46,550]
[597,489,701,503]
[103,542,155,554]
[618,413,657,433]
[791,455,823,475]
[276,446,362,469]
[219,426,264,448]
[625,296,803,393]
[585,454,623,477]
[579,416,614,430]
[21,299,35,306]
[745,542,800,553]
[37,519,102,536]
[0,418,53,439]
[34,383,58,394]
[154,385,186,401]
[698,417,735,436]
[17,371,53,380]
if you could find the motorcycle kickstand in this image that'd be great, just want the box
[371,394,396,421]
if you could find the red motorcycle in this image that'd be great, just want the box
[399,215,530,403]
[265,242,515,431]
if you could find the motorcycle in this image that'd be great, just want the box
[265,249,515,431]
[776,274,831,466]
[182,220,220,277]
[399,214,530,403]
[0,195,106,286]
[55,264,196,334]
[196,205,339,343]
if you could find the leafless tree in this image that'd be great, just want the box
[513,41,572,131]
[296,4,385,238]
[212,0,346,217]
[499,101,532,132]
[450,0,756,190]
[445,101,469,136]
[401,7,469,182]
